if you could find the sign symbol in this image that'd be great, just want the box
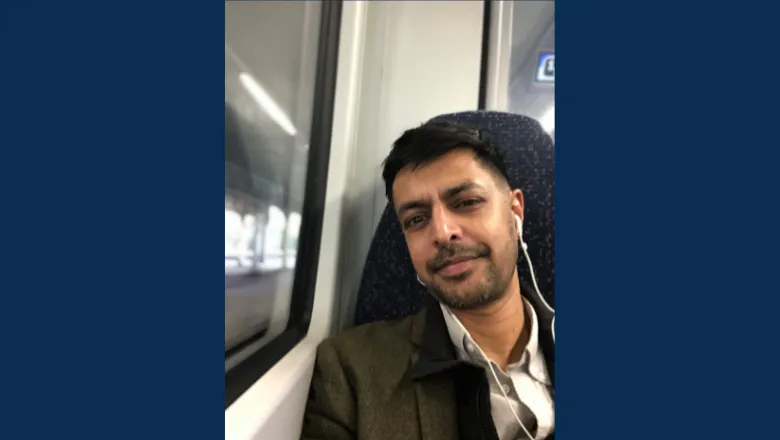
[536,52,555,83]
[544,58,554,76]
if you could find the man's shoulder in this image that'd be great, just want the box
[315,310,424,367]
[321,311,420,349]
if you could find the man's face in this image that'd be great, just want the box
[392,148,523,310]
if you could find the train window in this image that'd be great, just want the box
[483,0,554,138]
[224,0,341,407]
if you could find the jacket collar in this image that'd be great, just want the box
[410,277,555,384]
[409,294,466,379]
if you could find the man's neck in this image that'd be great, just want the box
[451,271,529,371]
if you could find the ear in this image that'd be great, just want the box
[509,189,524,222]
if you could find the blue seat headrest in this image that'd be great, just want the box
[354,111,554,326]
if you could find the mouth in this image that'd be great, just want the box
[436,256,478,277]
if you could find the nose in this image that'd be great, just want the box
[430,206,462,247]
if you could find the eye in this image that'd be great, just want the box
[404,214,426,229]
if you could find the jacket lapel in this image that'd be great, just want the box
[414,376,459,440]
[410,300,461,440]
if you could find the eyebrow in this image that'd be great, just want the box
[396,181,485,216]
[442,181,482,199]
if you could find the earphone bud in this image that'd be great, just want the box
[515,215,528,251]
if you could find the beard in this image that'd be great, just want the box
[427,260,504,310]
[425,237,517,311]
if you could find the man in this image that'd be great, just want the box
[302,118,555,440]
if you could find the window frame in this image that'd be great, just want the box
[225,0,343,408]
[478,0,492,110]
[480,0,555,115]
[478,0,517,112]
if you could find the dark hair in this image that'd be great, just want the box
[381,119,510,201]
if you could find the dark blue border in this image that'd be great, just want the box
[0,1,224,438]
[559,1,780,438]
[4,0,780,438]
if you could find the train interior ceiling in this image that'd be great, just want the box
[224,1,554,439]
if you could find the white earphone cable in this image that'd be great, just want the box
[520,240,554,315]
[487,360,535,439]
[518,220,555,343]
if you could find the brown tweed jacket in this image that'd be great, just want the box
[301,283,556,440]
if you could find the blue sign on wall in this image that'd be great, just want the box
[536,52,555,83]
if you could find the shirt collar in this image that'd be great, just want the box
[440,295,544,375]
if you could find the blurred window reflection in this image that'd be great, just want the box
[225,0,321,356]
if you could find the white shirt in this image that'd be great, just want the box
[440,298,555,440]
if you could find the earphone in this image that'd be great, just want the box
[516,214,528,251]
